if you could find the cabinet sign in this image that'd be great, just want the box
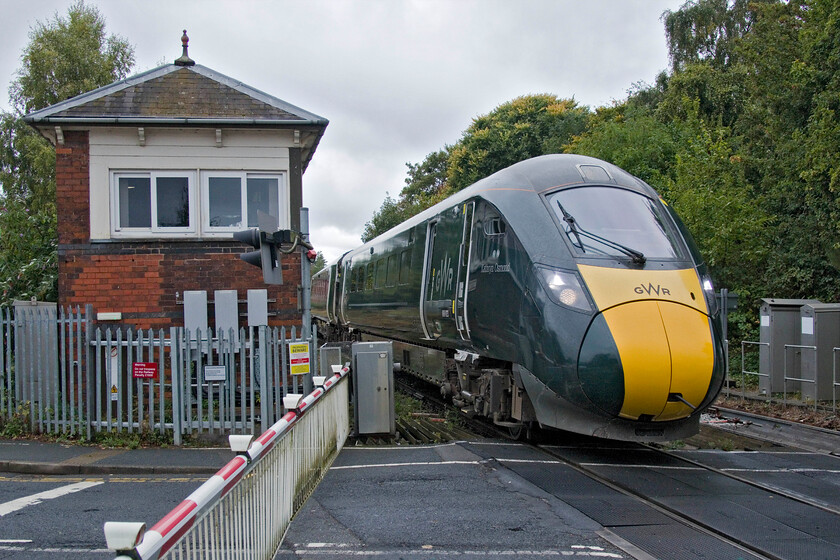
[289,342,310,375]
[132,362,158,379]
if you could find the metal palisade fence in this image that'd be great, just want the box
[1,304,318,444]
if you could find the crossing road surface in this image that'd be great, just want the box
[0,473,205,559]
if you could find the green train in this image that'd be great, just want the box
[312,154,725,441]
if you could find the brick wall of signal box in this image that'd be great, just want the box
[56,130,303,331]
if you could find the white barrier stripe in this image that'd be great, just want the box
[133,531,163,560]
[181,455,249,521]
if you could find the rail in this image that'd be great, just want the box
[105,364,351,559]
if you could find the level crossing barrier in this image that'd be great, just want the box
[105,364,351,559]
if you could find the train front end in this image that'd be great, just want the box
[520,180,726,441]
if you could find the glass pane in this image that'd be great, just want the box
[208,177,242,227]
[246,177,279,227]
[156,176,190,228]
[119,177,151,228]
[548,187,682,260]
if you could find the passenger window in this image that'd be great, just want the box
[366,263,374,291]
[399,250,410,285]
[376,260,386,289]
[386,255,397,287]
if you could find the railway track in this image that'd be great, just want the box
[531,439,840,560]
[392,371,840,559]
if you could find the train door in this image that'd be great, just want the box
[420,204,472,341]
[456,202,474,340]
[326,263,338,322]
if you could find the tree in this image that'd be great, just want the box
[446,95,588,193]
[0,1,134,303]
[662,0,763,72]
[565,103,679,195]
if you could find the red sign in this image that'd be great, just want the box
[132,362,158,379]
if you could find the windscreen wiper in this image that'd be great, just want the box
[556,201,585,250]
[557,201,647,265]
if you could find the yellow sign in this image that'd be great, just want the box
[289,342,310,376]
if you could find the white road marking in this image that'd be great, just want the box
[0,481,103,517]
[0,545,110,554]
[331,460,482,470]
[289,544,623,557]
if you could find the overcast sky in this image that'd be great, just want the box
[1,0,685,261]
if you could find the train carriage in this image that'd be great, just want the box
[312,154,725,441]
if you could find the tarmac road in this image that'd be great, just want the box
[0,438,231,559]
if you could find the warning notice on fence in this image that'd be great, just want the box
[289,342,310,376]
[132,362,158,379]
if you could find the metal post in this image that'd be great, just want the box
[85,305,93,440]
[171,327,182,446]
[300,207,313,395]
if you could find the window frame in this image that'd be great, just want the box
[200,171,289,235]
[110,169,289,239]
[110,170,197,238]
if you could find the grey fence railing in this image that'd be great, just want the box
[1,305,317,445]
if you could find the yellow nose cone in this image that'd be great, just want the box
[601,300,715,421]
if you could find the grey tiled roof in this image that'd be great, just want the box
[24,64,328,126]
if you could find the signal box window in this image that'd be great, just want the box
[113,172,194,235]
[111,170,285,238]
[203,172,286,233]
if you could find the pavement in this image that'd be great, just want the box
[0,437,233,475]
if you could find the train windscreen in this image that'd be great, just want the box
[548,186,684,261]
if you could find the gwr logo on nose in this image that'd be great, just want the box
[634,283,671,296]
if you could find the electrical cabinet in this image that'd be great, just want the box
[800,303,840,401]
[759,298,820,394]
[352,341,395,436]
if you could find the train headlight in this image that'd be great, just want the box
[701,273,719,316]
[537,266,591,312]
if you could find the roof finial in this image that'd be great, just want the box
[175,29,195,67]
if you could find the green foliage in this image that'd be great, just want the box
[446,95,588,193]
[9,0,134,115]
[0,1,134,305]
[0,402,31,438]
[669,105,770,289]
[662,0,761,72]
[566,104,679,193]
